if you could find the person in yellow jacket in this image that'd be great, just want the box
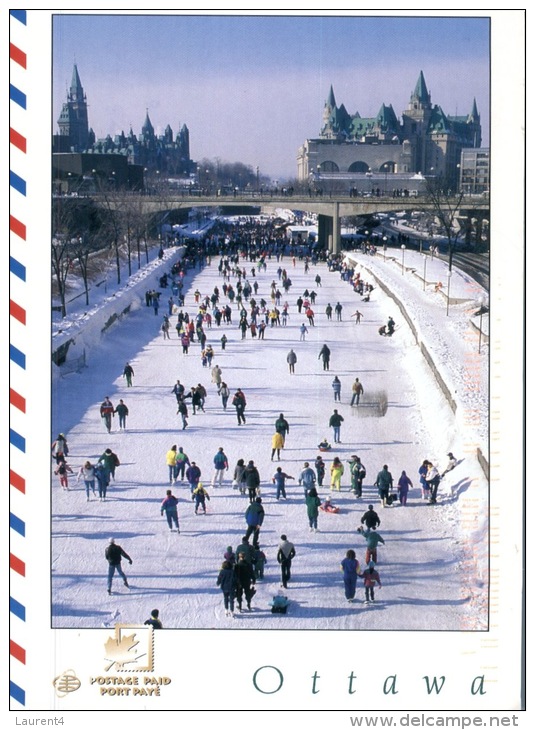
[166,445,178,484]
[330,456,344,491]
[271,432,284,461]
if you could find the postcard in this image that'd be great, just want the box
[8,8,526,720]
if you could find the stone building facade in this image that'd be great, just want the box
[54,64,192,177]
[297,71,481,190]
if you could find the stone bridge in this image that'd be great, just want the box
[100,192,489,253]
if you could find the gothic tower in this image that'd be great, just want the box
[57,64,90,151]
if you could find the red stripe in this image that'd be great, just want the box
[10,470,26,494]
[10,640,26,664]
[10,215,26,240]
[10,554,26,577]
[10,128,27,153]
[10,43,27,69]
[10,388,26,413]
[10,300,26,325]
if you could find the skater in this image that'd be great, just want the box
[362,560,382,604]
[274,413,290,444]
[177,398,189,430]
[319,344,331,371]
[350,378,364,406]
[175,446,190,481]
[223,546,236,565]
[211,364,223,392]
[374,464,393,507]
[54,460,73,490]
[232,388,247,425]
[211,447,229,487]
[233,458,247,495]
[219,382,230,410]
[277,534,296,589]
[357,526,385,565]
[234,553,256,612]
[348,455,366,497]
[329,409,344,443]
[306,487,322,532]
[397,470,414,506]
[123,362,134,387]
[160,489,180,531]
[325,303,333,320]
[287,348,297,373]
[144,609,163,629]
[185,461,202,493]
[99,448,120,481]
[105,538,132,595]
[314,455,326,486]
[387,317,395,335]
[299,461,317,498]
[51,433,69,463]
[166,445,178,484]
[235,536,255,564]
[299,323,308,342]
[114,399,129,430]
[172,380,185,402]
[192,483,210,514]
[441,452,459,478]
[271,431,284,461]
[243,460,261,503]
[217,560,237,617]
[425,461,441,504]
[334,302,343,321]
[351,310,363,324]
[361,504,381,531]
[419,459,431,500]
[253,545,267,580]
[94,461,109,501]
[272,467,294,500]
[330,456,344,491]
[244,496,264,547]
[340,549,362,602]
[77,460,96,501]
[331,375,341,401]
[100,397,114,433]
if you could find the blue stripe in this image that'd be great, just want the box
[10,429,26,453]
[10,170,27,195]
[10,257,27,282]
[10,513,26,537]
[10,597,26,621]
[10,10,27,24]
[10,345,26,369]
[9,84,27,110]
[10,680,26,706]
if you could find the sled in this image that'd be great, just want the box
[320,504,340,513]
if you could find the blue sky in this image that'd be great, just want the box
[53,13,490,179]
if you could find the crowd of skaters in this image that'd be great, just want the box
[53,223,460,617]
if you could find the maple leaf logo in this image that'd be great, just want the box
[104,632,145,671]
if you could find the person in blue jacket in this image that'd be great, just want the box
[217,560,237,617]
[244,497,265,548]
[340,549,362,602]
[160,489,180,532]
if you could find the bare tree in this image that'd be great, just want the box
[52,237,72,319]
[423,177,466,271]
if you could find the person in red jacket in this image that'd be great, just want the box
[100,397,114,433]
[362,561,382,604]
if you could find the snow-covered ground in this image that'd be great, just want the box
[51,228,489,631]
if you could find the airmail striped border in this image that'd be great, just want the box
[10,8,28,709]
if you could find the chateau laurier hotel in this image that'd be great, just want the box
[297,71,482,190]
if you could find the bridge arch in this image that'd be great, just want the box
[348,161,371,173]
[319,160,339,173]
[379,161,396,173]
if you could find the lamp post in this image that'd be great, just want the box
[446,270,452,316]
[256,165,259,193]
[383,235,387,261]
[401,244,406,275]
[422,253,427,290]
